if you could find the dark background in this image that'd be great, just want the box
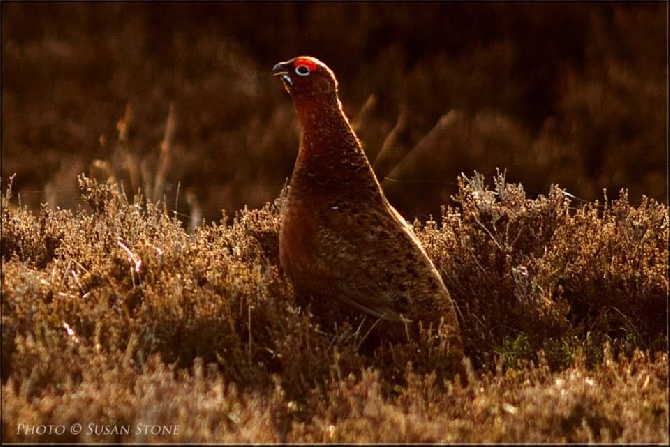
[2,2,667,223]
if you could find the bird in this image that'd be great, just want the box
[273,56,463,356]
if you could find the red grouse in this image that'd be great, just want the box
[273,56,463,356]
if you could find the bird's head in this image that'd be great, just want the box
[273,56,339,103]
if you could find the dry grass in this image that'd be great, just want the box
[1,173,667,443]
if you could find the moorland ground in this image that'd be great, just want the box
[1,2,668,443]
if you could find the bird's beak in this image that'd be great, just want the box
[273,61,293,88]
[272,61,290,75]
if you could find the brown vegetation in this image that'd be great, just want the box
[2,3,666,221]
[1,173,667,442]
[1,2,667,443]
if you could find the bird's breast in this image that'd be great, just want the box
[278,188,322,285]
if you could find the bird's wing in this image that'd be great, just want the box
[315,203,430,322]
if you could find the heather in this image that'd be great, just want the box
[1,173,667,443]
[2,3,666,220]
[1,2,668,443]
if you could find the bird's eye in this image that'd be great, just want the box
[295,65,311,76]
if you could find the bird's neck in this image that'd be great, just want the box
[292,99,381,196]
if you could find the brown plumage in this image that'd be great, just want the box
[273,56,462,351]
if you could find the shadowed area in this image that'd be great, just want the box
[2,3,666,224]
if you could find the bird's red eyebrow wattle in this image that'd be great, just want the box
[294,58,318,72]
